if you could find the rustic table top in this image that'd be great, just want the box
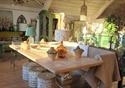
[9,44,103,74]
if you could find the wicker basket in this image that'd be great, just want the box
[28,66,47,88]
[37,72,55,88]
[22,62,39,81]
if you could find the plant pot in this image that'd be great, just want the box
[57,52,67,58]
[47,47,57,60]
[48,53,57,60]
[74,46,84,59]
[74,52,83,58]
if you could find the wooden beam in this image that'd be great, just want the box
[92,0,114,20]
[34,0,44,7]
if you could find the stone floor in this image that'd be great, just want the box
[0,52,122,88]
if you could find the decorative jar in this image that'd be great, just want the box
[74,46,84,58]
[56,41,67,58]
[47,47,57,60]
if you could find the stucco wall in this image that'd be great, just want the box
[0,4,41,41]
[12,10,38,25]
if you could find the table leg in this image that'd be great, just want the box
[10,50,17,69]
[55,73,72,88]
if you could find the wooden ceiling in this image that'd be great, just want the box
[50,0,110,20]
[0,0,120,21]
[97,0,125,19]
[0,0,45,8]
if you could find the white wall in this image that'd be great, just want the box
[0,4,41,41]
[12,10,38,25]
[0,4,40,25]
[12,10,40,41]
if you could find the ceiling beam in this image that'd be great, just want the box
[0,4,41,12]
[92,0,114,20]
[34,0,44,7]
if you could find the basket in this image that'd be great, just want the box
[22,62,39,81]
[37,72,55,88]
[28,66,46,88]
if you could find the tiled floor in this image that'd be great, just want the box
[0,53,121,88]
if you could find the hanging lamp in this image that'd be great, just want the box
[80,0,87,21]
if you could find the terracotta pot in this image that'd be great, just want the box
[57,51,67,58]
[56,41,67,58]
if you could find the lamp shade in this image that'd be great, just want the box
[80,4,87,16]
[80,0,87,21]
[25,26,36,36]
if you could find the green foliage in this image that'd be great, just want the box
[104,23,116,34]
[103,15,118,44]
[104,15,118,36]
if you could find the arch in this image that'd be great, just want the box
[16,15,27,31]
[17,15,27,24]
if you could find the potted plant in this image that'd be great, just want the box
[104,15,119,49]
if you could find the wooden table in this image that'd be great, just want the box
[9,44,103,74]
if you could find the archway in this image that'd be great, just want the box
[17,15,27,31]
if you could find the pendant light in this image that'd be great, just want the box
[80,0,87,21]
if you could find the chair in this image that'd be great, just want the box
[118,51,125,88]
[10,41,21,68]
[81,53,120,88]
[0,43,3,57]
